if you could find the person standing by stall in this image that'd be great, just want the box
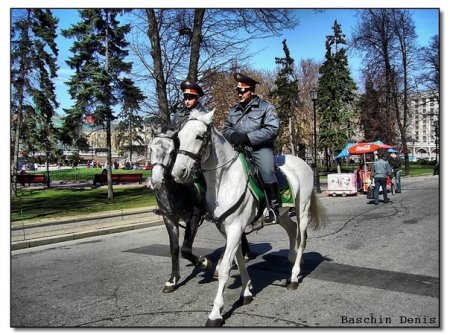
[388,152,402,193]
[371,155,392,205]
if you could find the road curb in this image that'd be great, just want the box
[11,219,163,251]
[11,206,157,230]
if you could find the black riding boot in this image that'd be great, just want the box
[264,182,280,224]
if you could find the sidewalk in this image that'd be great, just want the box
[11,206,164,251]
[11,175,435,251]
[11,181,330,251]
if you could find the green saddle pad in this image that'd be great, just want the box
[240,153,295,207]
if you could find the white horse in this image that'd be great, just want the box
[171,109,326,327]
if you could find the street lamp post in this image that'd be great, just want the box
[310,88,322,193]
[433,120,439,175]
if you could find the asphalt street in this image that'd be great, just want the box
[10,175,440,328]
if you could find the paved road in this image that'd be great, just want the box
[11,176,439,328]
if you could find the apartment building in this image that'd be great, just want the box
[407,91,439,161]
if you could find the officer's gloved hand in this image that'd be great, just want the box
[230,132,250,146]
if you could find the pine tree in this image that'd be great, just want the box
[62,9,132,200]
[358,77,384,141]
[270,39,303,154]
[11,9,59,194]
[317,20,357,170]
[116,78,146,162]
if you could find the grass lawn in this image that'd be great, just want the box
[11,186,156,222]
[11,164,434,223]
[25,167,151,182]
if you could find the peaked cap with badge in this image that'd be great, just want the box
[234,73,260,89]
[180,80,204,97]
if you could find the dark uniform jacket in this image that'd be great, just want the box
[222,96,279,149]
[169,102,208,132]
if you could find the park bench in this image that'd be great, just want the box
[15,174,49,186]
[93,173,143,186]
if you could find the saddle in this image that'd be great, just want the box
[189,151,295,208]
[239,151,295,207]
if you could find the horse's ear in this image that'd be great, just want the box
[204,109,215,125]
[149,117,164,135]
[165,129,176,138]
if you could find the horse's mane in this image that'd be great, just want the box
[188,108,215,124]
[189,109,205,121]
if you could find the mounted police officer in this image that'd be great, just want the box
[223,73,280,224]
[170,80,208,131]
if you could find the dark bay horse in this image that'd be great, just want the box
[149,124,211,293]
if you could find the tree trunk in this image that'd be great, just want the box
[146,9,170,126]
[288,117,295,155]
[105,17,113,200]
[187,9,205,81]
[11,106,22,197]
[128,118,133,163]
[106,118,114,200]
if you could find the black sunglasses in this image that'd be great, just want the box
[183,94,198,100]
[235,87,252,94]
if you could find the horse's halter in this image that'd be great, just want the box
[177,120,212,169]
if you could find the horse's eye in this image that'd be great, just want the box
[196,135,204,141]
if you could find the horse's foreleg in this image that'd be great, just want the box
[235,244,253,305]
[181,209,211,270]
[206,225,241,327]
[163,216,180,293]
[240,234,250,262]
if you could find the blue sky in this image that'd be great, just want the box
[8,8,440,116]
[247,9,439,81]
[47,8,439,115]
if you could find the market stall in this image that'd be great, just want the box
[331,141,393,194]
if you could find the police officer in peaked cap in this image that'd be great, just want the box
[169,80,208,132]
[223,73,281,224]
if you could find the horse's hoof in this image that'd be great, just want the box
[162,285,177,293]
[205,318,224,327]
[241,296,254,305]
[287,281,299,291]
[200,258,212,270]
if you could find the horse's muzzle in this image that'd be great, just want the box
[171,166,189,184]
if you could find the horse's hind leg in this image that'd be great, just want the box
[162,216,181,293]
[287,201,310,291]
[181,208,211,270]
[278,211,298,264]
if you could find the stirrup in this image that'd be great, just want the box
[264,208,279,224]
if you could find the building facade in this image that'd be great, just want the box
[406,91,439,162]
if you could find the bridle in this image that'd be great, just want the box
[177,119,212,171]
[151,134,176,176]
[176,117,252,227]
[177,118,240,173]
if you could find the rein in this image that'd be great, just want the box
[201,151,239,172]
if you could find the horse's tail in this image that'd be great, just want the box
[309,191,327,230]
